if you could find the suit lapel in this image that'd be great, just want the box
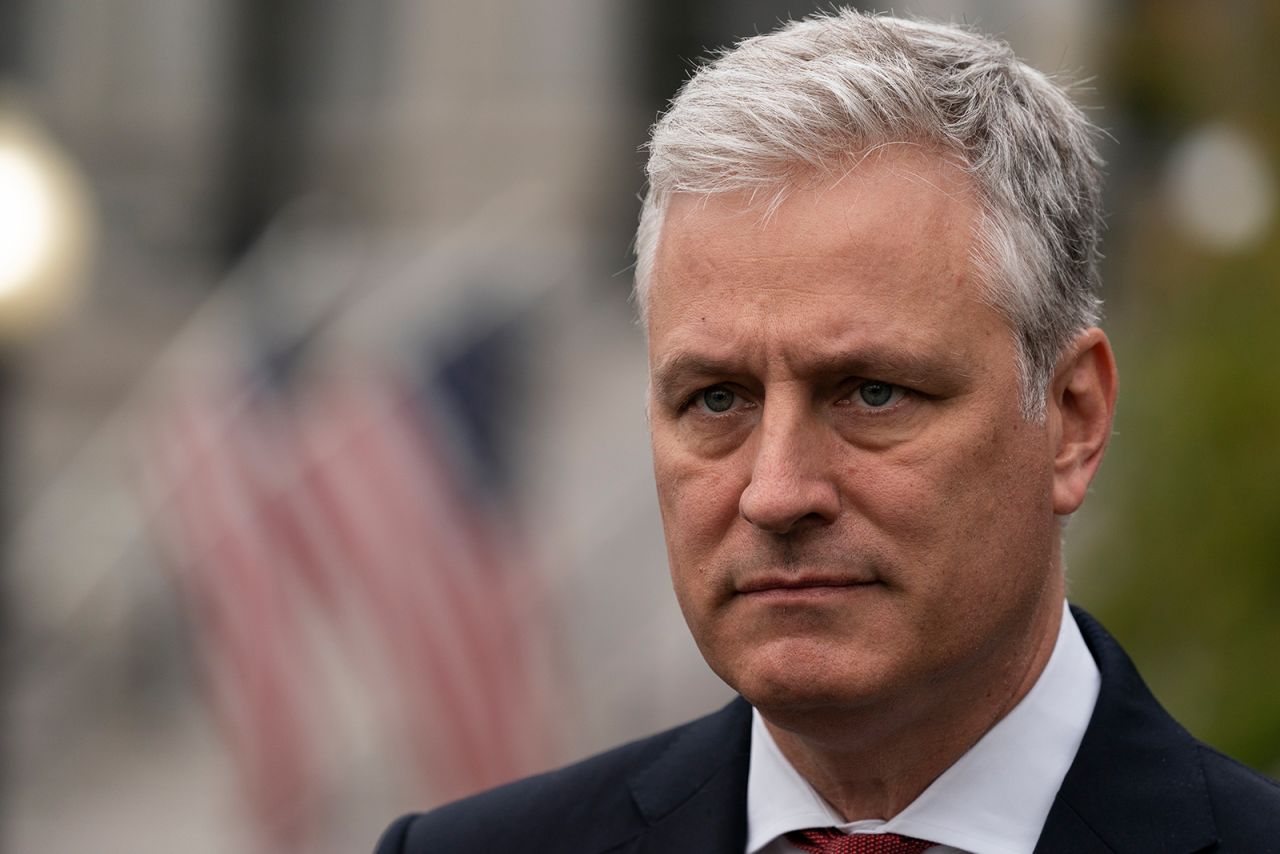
[626,697,752,854]
[618,611,1221,854]
[1034,608,1219,854]
[1032,798,1119,854]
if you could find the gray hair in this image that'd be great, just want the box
[634,8,1105,417]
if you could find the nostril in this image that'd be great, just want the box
[793,511,831,530]
[740,483,839,534]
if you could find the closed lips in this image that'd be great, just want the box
[736,576,876,593]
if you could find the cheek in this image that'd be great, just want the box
[655,451,746,557]
[654,459,745,640]
[850,419,1052,560]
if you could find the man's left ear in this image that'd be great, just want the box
[1049,327,1118,516]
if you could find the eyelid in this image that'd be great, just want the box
[676,378,920,415]
[837,379,912,410]
[683,382,756,415]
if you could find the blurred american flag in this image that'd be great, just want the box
[142,309,561,851]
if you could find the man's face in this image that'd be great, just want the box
[646,148,1066,719]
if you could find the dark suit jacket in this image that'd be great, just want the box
[375,608,1280,853]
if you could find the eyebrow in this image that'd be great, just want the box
[650,354,739,405]
[804,348,973,387]
[650,345,973,404]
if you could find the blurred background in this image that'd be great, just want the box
[0,0,1275,851]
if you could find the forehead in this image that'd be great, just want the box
[647,147,999,372]
[658,147,977,270]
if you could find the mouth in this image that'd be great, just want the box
[735,575,880,598]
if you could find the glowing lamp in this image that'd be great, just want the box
[0,109,95,340]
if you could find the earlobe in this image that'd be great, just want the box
[1050,328,1118,516]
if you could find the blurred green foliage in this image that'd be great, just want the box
[1071,0,1280,775]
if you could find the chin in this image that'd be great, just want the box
[715,642,897,715]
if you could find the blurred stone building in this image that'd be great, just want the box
[2,1,1277,852]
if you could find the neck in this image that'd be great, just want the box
[761,591,1065,821]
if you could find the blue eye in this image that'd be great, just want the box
[701,386,736,413]
[858,382,898,407]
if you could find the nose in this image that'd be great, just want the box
[739,403,840,534]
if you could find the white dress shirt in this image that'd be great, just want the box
[746,600,1100,854]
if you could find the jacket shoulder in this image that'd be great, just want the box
[374,699,748,854]
[1197,743,1280,848]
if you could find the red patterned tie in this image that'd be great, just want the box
[785,828,934,854]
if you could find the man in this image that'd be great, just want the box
[377,9,1280,853]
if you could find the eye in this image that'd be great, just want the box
[859,382,896,407]
[698,385,737,413]
[844,380,907,409]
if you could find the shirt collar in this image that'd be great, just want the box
[745,600,1101,854]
